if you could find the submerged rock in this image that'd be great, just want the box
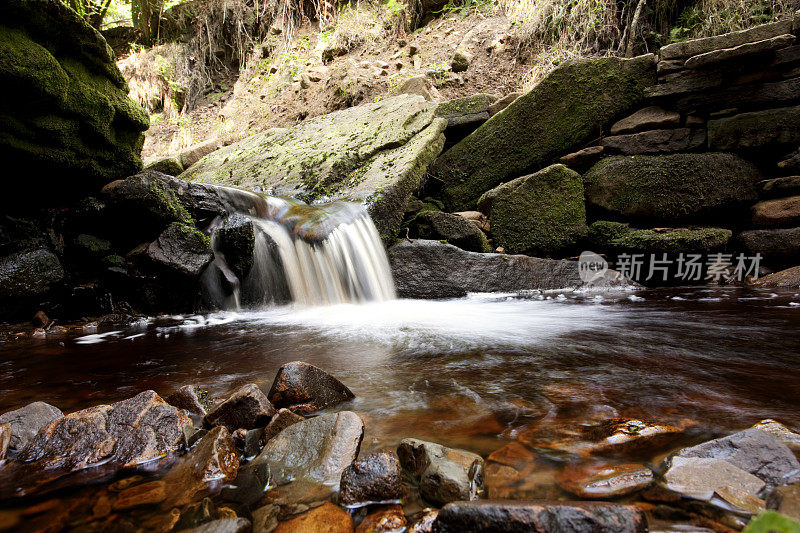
[252,411,364,485]
[340,452,403,507]
[433,55,656,210]
[0,401,63,451]
[398,438,484,506]
[180,95,447,243]
[268,361,355,415]
[433,500,647,532]
[183,518,251,533]
[389,240,632,299]
[557,462,653,499]
[203,384,276,432]
[273,502,353,533]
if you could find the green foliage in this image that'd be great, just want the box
[743,511,800,533]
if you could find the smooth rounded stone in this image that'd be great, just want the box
[557,462,654,498]
[752,196,800,227]
[664,457,767,501]
[112,480,167,510]
[102,171,194,232]
[143,222,213,278]
[709,105,800,155]
[253,411,364,486]
[268,362,354,415]
[144,156,184,176]
[180,139,222,170]
[216,214,255,281]
[408,509,438,533]
[183,518,252,533]
[760,177,800,199]
[673,428,800,489]
[739,228,800,259]
[397,438,484,506]
[767,484,800,522]
[610,106,681,135]
[589,221,732,253]
[601,128,706,155]
[273,502,353,533]
[355,504,406,533]
[340,452,403,507]
[751,420,800,453]
[486,164,588,256]
[584,153,762,223]
[389,240,632,300]
[0,401,62,451]
[0,423,10,461]
[753,265,800,288]
[411,211,491,253]
[433,55,656,211]
[166,385,209,416]
[433,500,648,533]
[163,426,241,507]
[203,384,276,432]
[559,146,605,172]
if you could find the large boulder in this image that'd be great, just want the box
[0,0,148,208]
[180,95,447,243]
[483,164,587,255]
[0,401,62,451]
[388,240,632,299]
[142,222,213,278]
[203,383,276,432]
[739,227,800,260]
[267,361,355,415]
[583,153,762,223]
[339,451,403,507]
[433,55,657,211]
[398,438,484,505]
[589,221,732,253]
[709,105,800,158]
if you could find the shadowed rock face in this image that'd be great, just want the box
[203,384,276,432]
[268,361,355,415]
[0,0,148,209]
[339,452,403,506]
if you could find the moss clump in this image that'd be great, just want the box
[433,55,657,211]
[583,153,762,223]
[489,164,587,256]
[588,221,732,253]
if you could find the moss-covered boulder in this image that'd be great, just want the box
[432,55,657,211]
[589,221,732,253]
[412,211,492,253]
[486,164,587,256]
[0,0,149,209]
[583,153,762,223]
[180,95,447,244]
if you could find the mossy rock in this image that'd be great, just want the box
[0,0,148,209]
[216,214,255,280]
[742,511,800,533]
[583,153,762,223]
[488,164,587,256]
[589,221,732,253]
[412,211,492,253]
[145,156,184,176]
[143,222,212,277]
[433,55,657,211]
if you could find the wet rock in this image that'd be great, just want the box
[601,128,706,155]
[434,55,656,210]
[389,240,632,299]
[684,34,795,70]
[433,500,647,532]
[251,503,279,533]
[397,438,484,506]
[408,509,438,533]
[112,480,167,510]
[340,452,403,506]
[262,408,305,445]
[483,164,587,255]
[167,385,210,416]
[660,20,794,59]
[216,214,255,281]
[589,221,732,253]
[181,95,447,244]
[767,484,800,522]
[0,248,64,304]
[20,391,188,471]
[268,362,354,415]
[557,462,653,498]
[610,106,681,135]
[144,222,213,277]
[664,457,765,500]
[0,0,148,208]
[673,428,800,489]
[751,420,800,453]
[0,401,62,451]
[252,411,364,485]
[184,518,252,533]
[221,452,271,506]
[584,153,762,223]
[753,265,800,288]
[163,426,240,507]
[739,228,800,260]
[761,177,800,199]
[412,211,492,253]
[0,423,10,461]
[204,384,276,432]
[102,171,194,234]
[752,196,800,227]
[273,502,353,533]
[709,105,800,155]
[355,504,406,533]
[559,146,605,172]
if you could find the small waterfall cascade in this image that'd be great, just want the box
[201,188,396,309]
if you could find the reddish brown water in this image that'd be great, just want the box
[1,287,799,530]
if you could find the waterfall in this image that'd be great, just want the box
[201,190,396,309]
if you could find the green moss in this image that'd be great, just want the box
[435,94,494,118]
[0,27,69,102]
[148,177,193,225]
[433,55,657,211]
[588,221,732,253]
[743,511,800,533]
[490,164,587,256]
